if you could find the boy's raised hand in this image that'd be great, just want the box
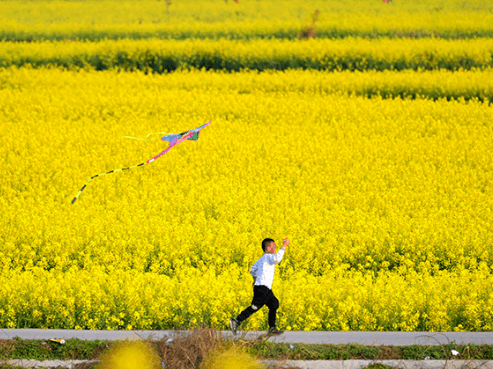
[282,238,290,248]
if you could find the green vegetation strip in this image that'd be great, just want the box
[2,337,493,362]
[2,38,493,73]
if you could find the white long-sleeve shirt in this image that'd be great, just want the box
[250,247,286,290]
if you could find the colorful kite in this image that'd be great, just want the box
[71,121,211,204]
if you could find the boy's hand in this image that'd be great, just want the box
[282,238,290,248]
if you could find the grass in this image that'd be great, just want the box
[2,328,493,368]
[0,336,108,361]
[243,339,493,361]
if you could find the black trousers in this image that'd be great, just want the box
[236,285,279,328]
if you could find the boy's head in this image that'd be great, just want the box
[262,238,276,254]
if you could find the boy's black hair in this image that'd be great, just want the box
[262,238,275,252]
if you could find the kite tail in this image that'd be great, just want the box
[71,162,147,204]
[71,121,211,204]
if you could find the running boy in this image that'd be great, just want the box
[230,238,289,335]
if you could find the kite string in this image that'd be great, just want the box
[123,132,172,142]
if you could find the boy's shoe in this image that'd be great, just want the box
[267,327,284,336]
[230,318,239,335]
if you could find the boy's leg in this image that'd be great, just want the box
[235,286,270,324]
[265,290,280,329]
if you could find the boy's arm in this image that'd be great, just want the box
[269,247,285,264]
[269,238,290,264]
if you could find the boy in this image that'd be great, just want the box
[230,238,289,335]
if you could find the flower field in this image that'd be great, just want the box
[1,0,493,331]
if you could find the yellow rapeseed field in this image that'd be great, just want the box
[1,67,492,331]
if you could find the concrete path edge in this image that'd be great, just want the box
[2,329,493,345]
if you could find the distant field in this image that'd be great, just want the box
[1,0,493,41]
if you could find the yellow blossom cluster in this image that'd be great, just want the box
[1,66,492,330]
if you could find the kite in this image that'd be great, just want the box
[71,121,211,204]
